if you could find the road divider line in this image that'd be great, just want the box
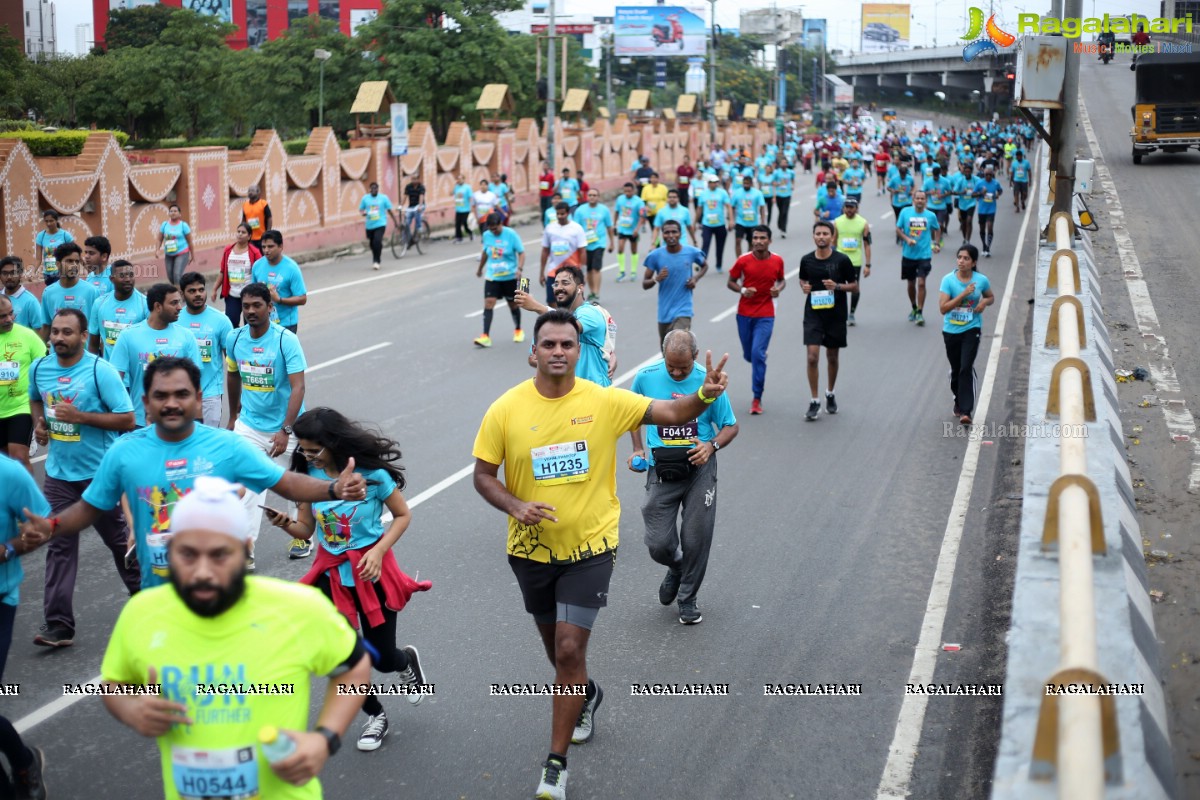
[710,268,800,323]
[875,156,1037,800]
[308,342,391,373]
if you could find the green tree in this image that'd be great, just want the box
[156,10,237,138]
[102,4,179,50]
[0,26,25,118]
[22,55,103,128]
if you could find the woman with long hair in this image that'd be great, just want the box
[213,222,260,328]
[34,210,73,286]
[938,243,994,425]
[264,407,432,752]
[156,203,194,285]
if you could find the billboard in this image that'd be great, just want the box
[390,103,409,157]
[183,0,232,22]
[614,6,707,56]
[803,18,826,50]
[861,3,910,52]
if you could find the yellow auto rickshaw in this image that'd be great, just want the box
[1131,52,1200,164]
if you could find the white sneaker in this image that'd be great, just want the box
[535,759,568,800]
[356,712,388,751]
[372,262,381,270]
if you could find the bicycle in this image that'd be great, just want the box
[391,205,432,258]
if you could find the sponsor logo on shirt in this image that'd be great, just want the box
[252,347,264,353]
[58,376,71,384]
[156,338,168,345]
[571,416,594,425]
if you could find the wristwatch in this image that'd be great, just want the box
[2,543,14,562]
[281,425,294,436]
[314,725,341,756]
[712,442,721,452]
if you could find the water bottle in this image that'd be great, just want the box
[259,725,296,764]
[631,455,649,472]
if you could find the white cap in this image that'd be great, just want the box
[705,173,719,182]
[169,476,249,541]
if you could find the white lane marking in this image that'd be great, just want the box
[308,342,391,373]
[1078,96,1200,491]
[881,211,892,220]
[465,309,483,318]
[710,267,800,323]
[14,687,96,733]
[875,151,1037,800]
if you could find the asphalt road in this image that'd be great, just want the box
[8,155,1040,798]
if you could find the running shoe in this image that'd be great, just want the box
[825,392,838,415]
[571,681,603,744]
[915,312,925,327]
[960,413,973,425]
[983,249,991,258]
[781,232,787,239]
[14,746,46,800]
[372,262,380,271]
[513,329,525,343]
[586,292,598,302]
[615,273,627,283]
[847,312,856,326]
[288,538,312,559]
[659,569,682,605]
[397,645,426,705]
[473,334,492,348]
[805,400,820,421]
[535,759,568,800]
[357,712,389,752]
[678,600,703,625]
[907,309,918,322]
[33,624,74,648]
[750,398,763,416]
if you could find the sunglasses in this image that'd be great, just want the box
[298,445,326,460]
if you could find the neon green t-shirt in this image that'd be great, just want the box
[101,577,357,800]
[0,324,47,418]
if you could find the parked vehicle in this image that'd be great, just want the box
[1130,53,1200,164]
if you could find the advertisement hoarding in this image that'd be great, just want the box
[390,103,409,157]
[803,18,826,50]
[860,3,911,52]
[614,6,707,57]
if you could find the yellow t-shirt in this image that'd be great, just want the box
[473,379,651,564]
[640,183,670,217]
[101,577,357,800]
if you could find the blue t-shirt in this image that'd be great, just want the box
[574,303,612,387]
[85,268,113,296]
[731,187,765,226]
[1010,159,1031,184]
[89,290,149,360]
[160,220,191,255]
[454,184,473,213]
[774,168,795,197]
[696,188,732,228]
[7,289,46,331]
[557,178,581,205]
[250,255,307,328]
[952,174,980,210]
[543,207,557,227]
[492,182,511,209]
[887,174,915,207]
[42,280,98,327]
[307,465,398,586]
[614,196,646,236]
[0,454,50,605]
[572,203,613,250]
[224,323,307,433]
[757,169,775,197]
[182,306,234,399]
[481,227,525,281]
[110,321,202,426]
[977,178,1003,214]
[925,176,952,210]
[940,271,992,333]
[920,161,936,182]
[630,360,736,466]
[644,246,706,324]
[653,204,692,231]
[815,190,845,222]
[896,207,940,260]
[28,352,133,482]
[359,193,393,231]
[841,167,866,195]
[82,425,285,588]
[35,229,74,278]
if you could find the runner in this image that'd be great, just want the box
[514,266,617,386]
[82,235,114,296]
[540,203,588,307]
[1010,149,1031,213]
[0,257,46,339]
[28,307,139,649]
[639,173,668,224]
[214,224,260,328]
[95,474,371,800]
[633,155,654,186]
[886,165,915,244]
[109,283,201,427]
[976,168,1003,257]
[773,158,795,238]
[938,243,994,425]
[727,225,786,415]
[872,147,891,194]
[270,407,432,751]
[180,272,234,428]
[0,295,47,468]
[642,220,707,346]
[241,184,272,250]
[731,174,766,259]
[571,189,615,303]
[758,162,776,226]
[696,173,733,273]
[0,454,50,797]
[841,154,866,206]
[628,329,738,624]
[453,175,474,244]
[895,190,940,326]
[490,174,512,224]
[34,210,72,287]
[359,182,398,271]
[539,161,557,217]
[156,204,194,286]
[925,166,952,252]
[675,155,695,207]
[40,243,98,327]
[652,189,695,247]
[474,213,526,347]
[832,197,871,326]
[88,260,148,360]
[554,169,581,211]
[951,163,981,246]
[472,308,729,800]
[798,221,858,421]
[249,231,308,334]
[473,180,500,226]
[813,178,845,223]
[613,183,647,284]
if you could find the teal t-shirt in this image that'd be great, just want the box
[35,229,73,278]
[85,268,114,296]
[952,174,980,210]
[654,204,692,231]
[223,323,307,433]
[7,289,46,331]
[887,174,914,207]
[160,221,191,255]
[630,360,736,466]
[614,196,645,236]
[574,303,612,387]
[731,188,765,226]
[572,203,613,250]
[841,167,866,195]
[773,168,795,198]
[454,184,473,213]
[896,207,940,260]
[109,321,202,426]
[0,454,50,605]
[1011,159,1031,183]
[89,290,149,360]
[29,352,133,482]
[306,466,398,587]
[359,193,393,231]
[757,169,775,197]
[250,256,307,328]
[182,306,234,399]
[696,188,732,228]
[480,227,525,281]
[940,271,992,333]
[42,280,99,327]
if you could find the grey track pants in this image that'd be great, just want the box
[641,456,718,605]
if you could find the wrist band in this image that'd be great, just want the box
[327,481,338,501]
[49,516,61,538]
[697,387,716,405]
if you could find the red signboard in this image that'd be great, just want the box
[531,24,595,34]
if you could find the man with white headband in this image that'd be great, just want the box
[98,475,371,800]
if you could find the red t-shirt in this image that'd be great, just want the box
[873,152,891,174]
[676,164,696,188]
[730,252,786,318]
[539,172,556,197]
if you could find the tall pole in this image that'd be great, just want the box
[606,34,614,119]
[812,56,818,122]
[318,61,326,127]
[773,2,782,120]
[709,0,718,144]
[547,0,557,173]
[1050,0,1082,217]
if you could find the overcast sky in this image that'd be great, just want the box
[52,0,1169,55]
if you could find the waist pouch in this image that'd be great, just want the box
[652,447,694,482]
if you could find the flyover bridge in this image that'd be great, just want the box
[835,44,1017,106]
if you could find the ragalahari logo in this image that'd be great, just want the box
[961,7,1016,62]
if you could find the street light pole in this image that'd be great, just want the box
[314,48,332,128]
[606,33,614,119]
[547,0,557,173]
[708,0,718,144]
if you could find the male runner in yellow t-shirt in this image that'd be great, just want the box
[473,308,728,800]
